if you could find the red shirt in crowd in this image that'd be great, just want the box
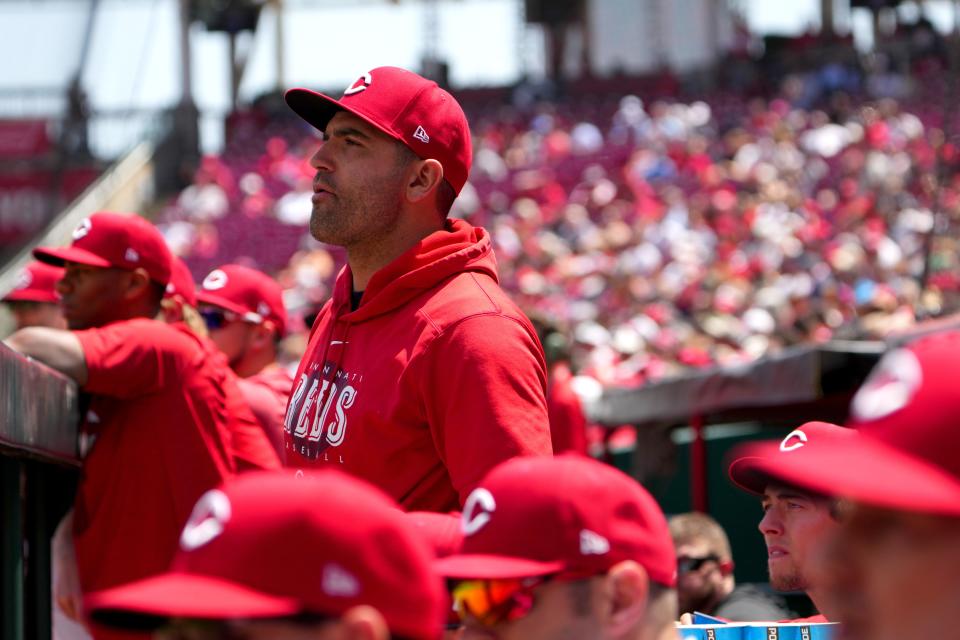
[73,319,236,594]
[546,361,588,455]
[283,219,552,511]
[236,365,294,457]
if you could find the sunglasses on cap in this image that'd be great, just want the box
[452,572,597,627]
[677,554,721,574]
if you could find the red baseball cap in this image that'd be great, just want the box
[434,454,677,586]
[2,261,62,303]
[407,511,463,559]
[285,66,472,195]
[727,331,960,516]
[85,470,445,640]
[165,256,198,308]
[727,422,855,496]
[196,264,287,336]
[33,212,172,286]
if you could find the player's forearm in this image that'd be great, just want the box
[4,327,89,385]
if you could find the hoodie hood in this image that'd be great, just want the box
[331,218,498,323]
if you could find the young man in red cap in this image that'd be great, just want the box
[283,67,551,509]
[728,332,960,640]
[434,454,679,640]
[2,260,66,330]
[165,257,281,471]
[3,212,237,636]
[85,470,446,640]
[196,263,293,454]
[727,421,850,623]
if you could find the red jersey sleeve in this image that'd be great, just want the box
[419,314,552,507]
[75,319,189,398]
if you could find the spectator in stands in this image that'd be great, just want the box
[196,264,293,455]
[85,470,445,640]
[729,332,960,640]
[3,212,239,633]
[669,512,788,621]
[2,261,65,331]
[728,422,854,623]
[435,454,679,640]
[282,66,551,510]
[531,315,588,455]
[166,257,282,471]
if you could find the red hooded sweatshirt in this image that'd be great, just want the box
[284,219,552,511]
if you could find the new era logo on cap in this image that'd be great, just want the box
[579,529,610,556]
[413,125,430,143]
[321,563,361,598]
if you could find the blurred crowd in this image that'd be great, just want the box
[154,70,960,388]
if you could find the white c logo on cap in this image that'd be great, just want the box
[779,429,808,452]
[72,218,92,240]
[851,348,923,422]
[461,488,496,536]
[180,489,232,551]
[343,72,372,95]
[14,269,32,290]
[202,269,228,291]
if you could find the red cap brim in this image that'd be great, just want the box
[730,436,960,516]
[86,572,301,629]
[2,290,59,304]
[33,246,112,269]
[195,291,254,319]
[285,88,405,148]
[433,554,564,580]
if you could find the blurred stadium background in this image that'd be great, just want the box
[4,0,960,636]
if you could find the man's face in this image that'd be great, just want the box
[459,577,602,640]
[674,540,724,615]
[308,111,409,250]
[199,304,254,369]
[819,504,960,640]
[56,262,130,330]
[6,300,66,330]
[759,483,838,592]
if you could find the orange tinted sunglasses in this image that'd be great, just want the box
[451,576,551,626]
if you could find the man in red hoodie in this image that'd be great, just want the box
[283,66,552,511]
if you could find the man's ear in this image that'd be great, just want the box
[405,158,445,205]
[123,268,154,301]
[718,559,735,576]
[603,560,649,637]
[338,605,391,640]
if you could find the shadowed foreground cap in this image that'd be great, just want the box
[86,470,445,640]
[33,211,172,286]
[164,256,198,308]
[196,264,287,336]
[728,422,855,496]
[2,261,62,303]
[727,331,960,517]
[286,66,472,195]
[434,454,677,586]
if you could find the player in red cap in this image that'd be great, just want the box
[728,332,960,640]
[727,421,850,623]
[164,257,281,471]
[85,470,446,640]
[283,67,551,510]
[196,263,293,455]
[3,212,238,637]
[435,454,679,640]
[2,260,66,330]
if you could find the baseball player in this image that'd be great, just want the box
[727,331,960,640]
[165,257,281,471]
[2,260,66,330]
[85,470,445,640]
[727,421,851,623]
[435,454,680,640]
[196,263,293,455]
[4,212,238,638]
[283,66,551,510]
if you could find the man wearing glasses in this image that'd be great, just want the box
[669,512,787,621]
[196,263,293,455]
[435,454,680,640]
[85,470,445,640]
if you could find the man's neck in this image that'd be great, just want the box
[805,587,834,622]
[234,349,276,379]
[347,213,444,291]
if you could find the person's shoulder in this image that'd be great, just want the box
[419,270,531,329]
